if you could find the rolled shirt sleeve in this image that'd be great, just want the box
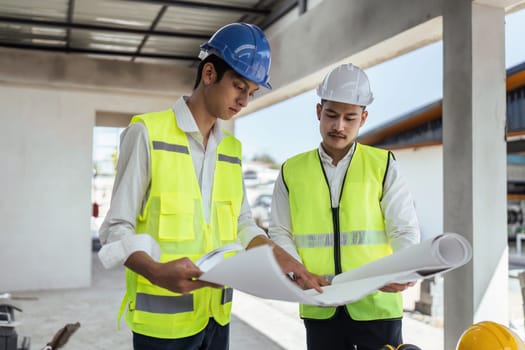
[98,123,160,268]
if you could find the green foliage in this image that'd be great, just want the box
[251,153,280,169]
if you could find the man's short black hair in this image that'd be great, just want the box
[193,54,232,90]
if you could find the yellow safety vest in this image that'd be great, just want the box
[120,109,243,338]
[282,143,403,321]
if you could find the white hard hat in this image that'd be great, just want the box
[316,63,374,106]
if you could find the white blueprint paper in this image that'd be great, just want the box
[195,243,243,272]
[199,232,472,306]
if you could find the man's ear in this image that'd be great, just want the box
[202,62,216,86]
[316,103,322,121]
[360,110,368,127]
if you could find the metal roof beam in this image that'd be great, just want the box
[133,6,168,61]
[0,42,197,60]
[0,16,210,39]
[121,0,270,15]
[65,0,75,50]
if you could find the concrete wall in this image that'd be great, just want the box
[394,146,444,241]
[0,82,173,291]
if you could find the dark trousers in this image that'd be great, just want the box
[133,318,229,350]
[304,307,402,350]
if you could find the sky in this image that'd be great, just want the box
[236,8,525,165]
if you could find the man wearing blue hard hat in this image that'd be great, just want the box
[98,22,322,350]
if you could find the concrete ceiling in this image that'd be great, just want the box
[1,0,525,116]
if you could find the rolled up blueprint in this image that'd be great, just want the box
[332,232,472,285]
[199,232,472,306]
[308,232,472,305]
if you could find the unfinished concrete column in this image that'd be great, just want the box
[442,1,507,349]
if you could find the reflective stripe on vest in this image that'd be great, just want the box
[218,153,242,164]
[121,109,242,339]
[135,287,234,315]
[152,140,189,154]
[152,141,241,167]
[283,144,403,321]
[136,293,194,314]
[294,230,388,248]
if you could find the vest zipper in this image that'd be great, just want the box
[334,145,355,275]
[317,149,344,276]
[332,207,342,274]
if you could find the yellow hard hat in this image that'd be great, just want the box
[456,321,525,350]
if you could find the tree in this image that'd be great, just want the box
[251,153,279,169]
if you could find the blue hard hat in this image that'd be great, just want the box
[199,22,272,89]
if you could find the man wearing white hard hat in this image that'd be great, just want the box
[268,63,421,350]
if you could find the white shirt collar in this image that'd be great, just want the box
[172,96,225,143]
[318,142,356,165]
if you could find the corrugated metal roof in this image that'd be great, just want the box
[0,0,300,65]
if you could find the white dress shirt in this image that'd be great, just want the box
[269,143,421,262]
[98,97,265,268]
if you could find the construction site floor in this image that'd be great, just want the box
[7,248,525,350]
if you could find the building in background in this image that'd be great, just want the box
[359,61,525,245]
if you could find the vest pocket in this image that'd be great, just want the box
[215,202,236,241]
[210,287,234,326]
[159,194,195,241]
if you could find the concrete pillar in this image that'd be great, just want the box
[442,1,507,349]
